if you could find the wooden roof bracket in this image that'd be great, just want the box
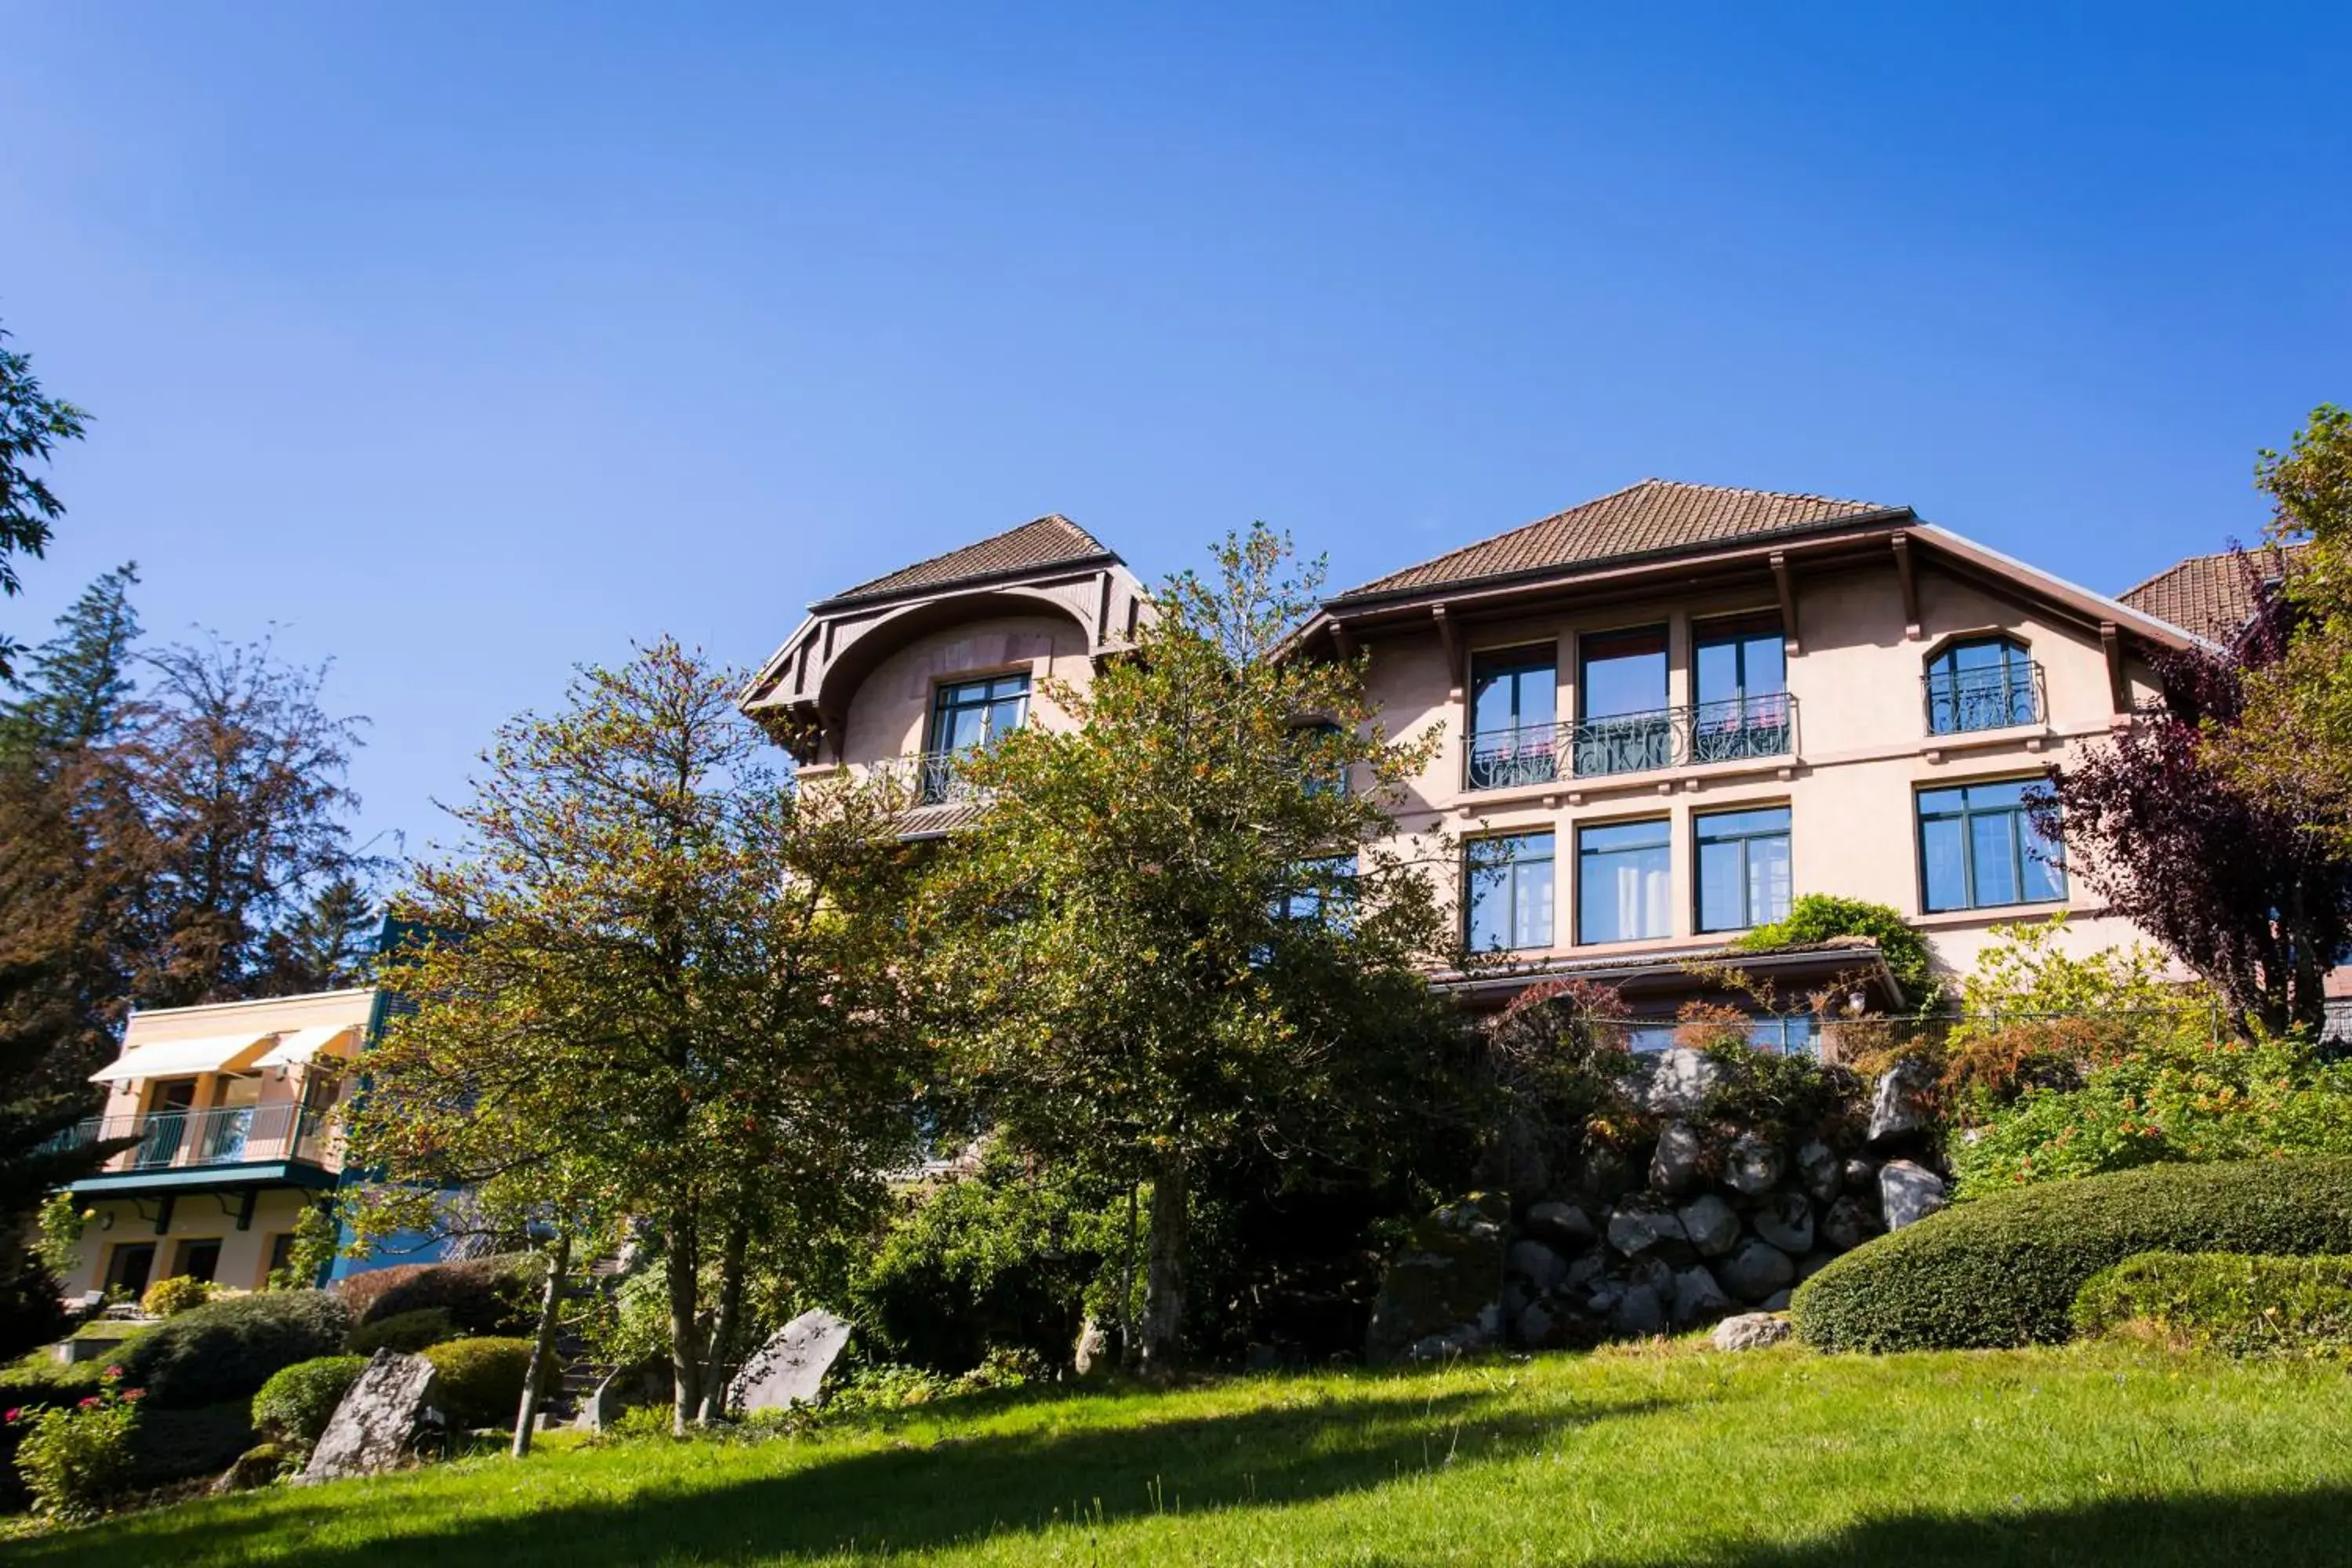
[1328,619,1357,660]
[1770,552,1801,655]
[1891,534,1922,639]
[2100,621,2129,715]
[1432,604,1463,699]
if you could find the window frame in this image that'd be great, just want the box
[1915,776,2067,913]
[1575,815,1674,946]
[1924,635,2039,736]
[1693,804,1793,934]
[926,670,1033,757]
[1464,830,1556,953]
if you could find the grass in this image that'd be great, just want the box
[5,1340,2350,1566]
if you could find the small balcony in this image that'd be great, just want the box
[1464,695,1798,789]
[52,1104,331,1174]
[871,750,992,807]
[1923,664,2045,735]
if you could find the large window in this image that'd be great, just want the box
[1925,637,2040,735]
[1695,806,1791,932]
[1466,833,1554,952]
[924,673,1031,803]
[1577,818,1671,944]
[1693,614,1791,761]
[1468,647,1559,789]
[1918,779,2065,913]
[1280,854,1357,927]
[1574,626,1671,775]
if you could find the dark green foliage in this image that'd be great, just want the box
[338,1253,543,1337]
[1699,1041,1869,1148]
[250,1355,368,1446]
[420,1337,545,1429]
[1733,895,1933,999]
[345,1308,459,1356]
[2073,1251,2352,1357]
[0,319,90,681]
[1793,1157,2352,1352]
[125,1402,257,1490]
[0,1355,106,1411]
[119,1290,349,1408]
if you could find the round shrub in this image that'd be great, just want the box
[421,1338,547,1429]
[346,1308,458,1356]
[1792,1156,2352,1352]
[120,1290,350,1409]
[2073,1250,2352,1357]
[338,1254,544,1336]
[1732,894,1932,998]
[251,1355,368,1448]
[140,1274,213,1319]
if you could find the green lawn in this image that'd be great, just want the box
[8,1341,2351,1566]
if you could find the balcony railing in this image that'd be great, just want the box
[1464,695,1798,789]
[871,750,992,808]
[1923,664,2045,735]
[49,1105,330,1174]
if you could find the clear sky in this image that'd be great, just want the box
[5,3,2347,855]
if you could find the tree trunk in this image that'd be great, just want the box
[510,1229,570,1459]
[664,1207,702,1435]
[695,1217,749,1425]
[1136,1151,1189,1379]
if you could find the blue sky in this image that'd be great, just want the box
[5,3,2347,855]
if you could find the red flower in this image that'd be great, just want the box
[77,1396,98,1410]
[102,1365,123,1381]
[122,1388,145,1403]
[4,1408,19,1423]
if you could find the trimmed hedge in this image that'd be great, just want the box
[1791,1156,2352,1352]
[421,1338,547,1429]
[252,1355,369,1447]
[2074,1251,2352,1357]
[119,1290,350,1409]
[347,1308,458,1356]
[338,1254,543,1336]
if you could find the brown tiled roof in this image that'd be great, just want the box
[2118,543,2307,644]
[1331,480,1900,602]
[820,514,1114,608]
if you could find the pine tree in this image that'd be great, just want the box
[0,564,140,763]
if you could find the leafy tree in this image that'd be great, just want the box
[347,639,928,1434]
[0,320,89,683]
[0,564,140,760]
[1731,893,1933,1001]
[924,525,1454,1373]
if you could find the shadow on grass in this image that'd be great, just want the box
[11,1382,1659,1566]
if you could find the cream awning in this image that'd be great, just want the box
[252,1023,361,1070]
[89,1031,277,1084]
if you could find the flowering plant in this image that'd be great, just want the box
[9,1365,145,1521]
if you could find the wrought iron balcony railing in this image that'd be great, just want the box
[1923,663,2045,736]
[47,1104,331,1174]
[872,750,992,808]
[1464,695,1798,789]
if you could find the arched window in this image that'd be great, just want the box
[1923,637,2040,735]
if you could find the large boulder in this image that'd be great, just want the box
[303,1351,443,1483]
[1751,1191,1817,1255]
[1366,1194,1508,1363]
[731,1308,854,1413]
[1608,1284,1667,1338]
[1522,1200,1596,1248]
[1867,1058,1938,1146]
[1649,1122,1707,1195]
[1878,1160,1949,1230]
[1675,1193,1740,1258]
[1711,1312,1792,1352]
[1506,1239,1569,1293]
[1624,1048,1729,1118]
[1671,1265,1733,1325]
[1606,1196,1687,1258]
[1820,1196,1884,1254]
[575,1360,666,1432]
[1795,1142,1843,1205]
[1722,1132,1784,1196]
[1716,1238,1798,1303]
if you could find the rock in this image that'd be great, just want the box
[1609,1284,1667,1338]
[1795,1142,1842,1204]
[1759,1288,1793,1311]
[1867,1058,1938,1145]
[1711,1312,1792,1352]
[1625,1047,1731,1117]
[1671,1265,1733,1324]
[1751,1191,1817,1255]
[1820,1196,1883,1254]
[1843,1157,1881,1196]
[1523,1200,1596,1248]
[1628,1254,1678,1299]
[1563,1250,1606,1291]
[1878,1160,1948,1230]
[1578,1145,1636,1204]
[1722,1131,1784,1196]
[303,1351,443,1483]
[1606,1196,1687,1257]
[731,1308,854,1413]
[213,1443,288,1494]
[1366,1193,1508,1363]
[1073,1316,1110,1377]
[1676,1193,1741,1258]
[1506,1239,1568,1292]
[1715,1238,1798,1303]
[1649,1121,1707,1195]
[575,1360,666,1432]
[1516,1300,1556,1346]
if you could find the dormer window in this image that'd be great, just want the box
[1924,637,2041,735]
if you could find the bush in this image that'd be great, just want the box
[347,1308,458,1356]
[1792,1156,2352,1352]
[126,1402,260,1490]
[140,1274,214,1319]
[1733,895,1932,1000]
[251,1355,368,1448]
[120,1290,349,1409]
[2073,1251,2352,1357]
[8,1366,142,1522]
[338,1253,544,1336]
[421,1338,545,1429]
